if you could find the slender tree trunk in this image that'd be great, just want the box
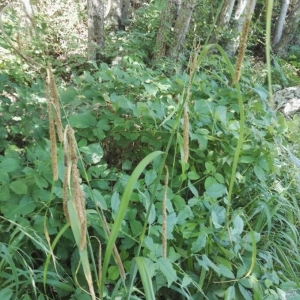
[152,0,181,61]
[225,0,256,58]
[273,0,290,45]
[274,0,300,57]
[106,0,130,31]
[87,0,105,61]
[209,0,236,45]
[168,0,197,64]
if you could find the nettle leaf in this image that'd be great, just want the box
[205,183,227,198]
[68,112,97,128]
[145,169,157,186]
[254,164,266,181]
[191,232,206,253]
[0,158,19,172]
[156,257,177,287]
[9,180,27,194]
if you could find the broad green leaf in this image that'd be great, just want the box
[219,264,235,279]
[188,180,198,197]
[254,164,266,181]
[211,206,226,228]
[225,286,235,300]
[205,183,226,198]
[92,189,108,210]
[111,191,120,214]
[0,288,13,300]
[202,255,220,274]
[157,257,177,287]
[80,143,103,164]
[233,215,244,234]
[69,112,97,128]
[0,185,10,200]
[188,170,200,180]
[191,232,206,253]
[0,158,19,172]
[19,196,36,216]
[0,169,9,183]
[182,275,192,288]
[34,174,48,189]
[144,83,159,96]
[145,169,157,186]
[10,180,27,194]
[239,156,255,163]
[108,266,119,281]
[238,283,252,300]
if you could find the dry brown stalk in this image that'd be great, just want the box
[234,0,256,83]
[162,165,169,258]
[47,99,58,181]
[46,66,63,142]
[63,125,87,251]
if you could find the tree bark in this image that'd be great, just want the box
[224,0,256,58]
[152,0,181,61]
[106,0,130,31]
[209,0,236,45]
[273,0,290,46]
[274,0,300,57]
[168,0,197,64]
[87,0,105,62]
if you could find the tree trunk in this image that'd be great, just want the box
[273,0,290,46]
[209,0,236,45]
[152,0,181,61]
[168,0,197,65]
[274,0,300,57]
[87,0,105,62]
[106,0,130,31]
[224,0,256,58]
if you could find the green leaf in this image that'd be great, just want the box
[0,185,10,200]
[111,191,120,214]
[0,288,13,300]
[69,112,97,128]
[145,169,157,186]
[238,283,252,300]
[254,164,266,181]
[219,264,235,279]
[205,183,226,198]
[239,156,255,163]
[135,257,156,300]
[157,257,177,287]
[10,180,27,194]
[188,180,199,197]
[0,170,9,183]
[188,171,200,180]
[18,196,36,216]
[0,158,19,172]
[191,232,206,253]
[92,189,107,210]
[233,215,244,234]
[34,174,48,189]
[80,143,103,164]
[225,286,235,300]
[108,266,119,281]
[101,151,163,291]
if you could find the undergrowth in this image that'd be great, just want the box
[1,2,300,300]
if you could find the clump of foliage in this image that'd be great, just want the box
[1,1,300,300]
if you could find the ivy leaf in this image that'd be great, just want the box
[156,257,177,287]
[10,180,27,194]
